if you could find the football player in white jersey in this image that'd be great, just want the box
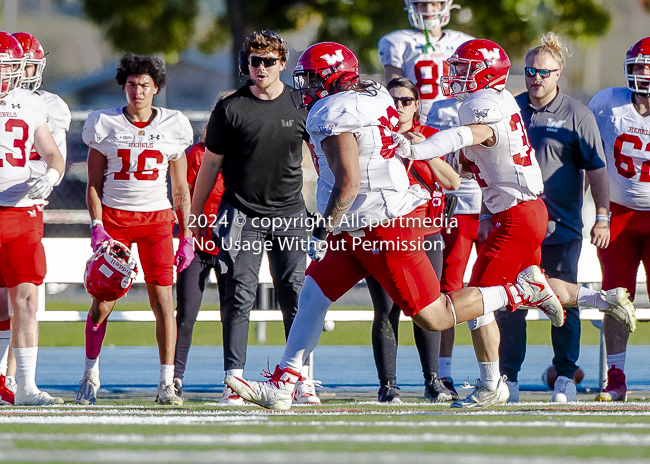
[378,0,473,121]
[589,37,650,402]
[410,39,636,407]
[0,32,65,405]
[0,33,73,404]
[223,41,565,410]
[76,53,194,406]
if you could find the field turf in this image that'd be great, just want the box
[2,398,650,463]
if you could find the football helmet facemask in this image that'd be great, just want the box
[405,0,458,31]
[291,42,359,109]
[12,32,46,91]
[84,240,138,302]
[624,37,650,96]
[441,39,510,101]
[0,32,25,97]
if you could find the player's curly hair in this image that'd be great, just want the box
[115,53,167,89]
[525,32,572,70]
[243,31,288,62]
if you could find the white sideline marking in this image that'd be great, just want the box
[2,449,648,464]
[2,431,650,447]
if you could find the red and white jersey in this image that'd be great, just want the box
[378,29,473,121]
[29,90,71,180]
[0,88,48,207]
[426,97,483,215]
[589,87,650,210]
[459,89,544,214]
[83,106,193,212]
[308,85,429,232]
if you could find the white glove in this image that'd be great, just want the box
[307,227,329,262]
[28,168,60,200]
[391,131,412,159]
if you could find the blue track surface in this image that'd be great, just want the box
[34,345,650,393]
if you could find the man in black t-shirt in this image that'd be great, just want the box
[190,31,318,405]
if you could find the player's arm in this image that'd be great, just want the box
[409,124,493,160]
[169,153,192,239]
[28,123,64,199]
[321,132,361,232]
[189,147,224,238]
[86,147,106,222]
[586,166,611,248]
[384,65,404,84]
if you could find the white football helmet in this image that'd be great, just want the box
[405,0,459,30]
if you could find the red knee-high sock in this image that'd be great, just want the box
[85,315,107,359]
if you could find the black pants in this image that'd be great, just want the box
[496,239,582,381]
[218,208,309,371]
[367,233,444,385]
[174,249,220,379]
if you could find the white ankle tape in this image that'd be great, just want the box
[445,294,457,326]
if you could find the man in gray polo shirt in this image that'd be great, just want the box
[496,33,610,402]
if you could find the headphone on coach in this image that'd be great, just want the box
[238,30,289,76]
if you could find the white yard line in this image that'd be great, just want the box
[2,431,650,447]
[0,449,648,464]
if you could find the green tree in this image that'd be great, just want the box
[82,0,198,55]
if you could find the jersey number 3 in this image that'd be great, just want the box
[0,119,29,167]
[115,149,163,181]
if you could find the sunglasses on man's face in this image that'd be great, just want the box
[524,67,559,79]
[249,56,280,68]
[393,96,416,107]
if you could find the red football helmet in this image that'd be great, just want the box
[441,39,511,100]
[84,240,138,302]
[291,42,359,108]
[624,37,650,95]
[405,0,458,30]
[0,32,25,97]
[12,32,46,91]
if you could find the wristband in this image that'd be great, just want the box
[313,226,329,241]
[90,219,104,229]
[596,213,611,223]
[479,214,493,222]
[45,167,61,185]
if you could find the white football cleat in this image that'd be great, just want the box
[293,377,322,405]
[75,370,100,405]
[513,265,565,327]
[601,288,637,333]
[450,376,509,409]
[156,380,183,406]
[220,384,245,405]
[551,375,576,403]
[15,389,64,406]
[225,365,300,410]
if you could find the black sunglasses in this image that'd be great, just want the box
[249,56,280,68]
[393,96,416,107]
[524,67,559,78]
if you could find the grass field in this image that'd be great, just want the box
[2,398,650,463]
[41,301,650,347]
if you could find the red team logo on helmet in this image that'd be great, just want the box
[0,31,25,97]
[291,42,359,108]
[84,241,138,302]
[441,39,511,100]
[12,32,46,91]
[624,37,650,95]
